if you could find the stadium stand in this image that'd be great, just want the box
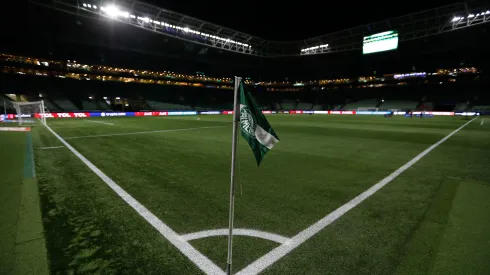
[53,99,78,111]
[281,100,296,110]
[473,105,490,111]
[454,102,469,111]
[97,100,112,110]
[297,102,313,110]
[379,100,418,110]
[42,99,60,112]
[146,100,192,111]
[81,100,99,111]
[420,102,434,111]
[344,99,379,110]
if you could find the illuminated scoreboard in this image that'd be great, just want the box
[363,30,399,54]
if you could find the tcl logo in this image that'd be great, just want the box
[74,113,87,117]
[144,112,153,116]
[58,113,71,118]
[43,113,55,118]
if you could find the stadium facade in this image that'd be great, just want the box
[1,0,489,113]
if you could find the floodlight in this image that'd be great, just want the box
[102,5,123,18]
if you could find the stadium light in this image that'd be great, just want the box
[301,44,329,53]
[95,4,251,49]
[101,5,129,18]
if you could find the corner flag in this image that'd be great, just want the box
[226,77,279,275]
[239,81,280,166]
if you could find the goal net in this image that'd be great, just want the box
[10,101,47,126]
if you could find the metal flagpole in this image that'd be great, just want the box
[226,76,241,275]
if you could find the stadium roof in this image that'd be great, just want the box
[157,0,463,41]
[28,0,490,57]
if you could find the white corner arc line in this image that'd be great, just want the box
[236,117,477,275]
[181,229,291,244]
[39,146,64,150]
[44,124,225,275]
[85,120,115,125]
[64,126,226,139]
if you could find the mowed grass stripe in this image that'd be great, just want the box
[55,115,468,271]
[42,124,225,274]
[32,127,207,274]
[59,116,467,236]
[236,118,476,275]
[0,133,26,275]
[32,115,486,274]
[46,116,230,138]
[254,117,488,275]
[64,125,226,139]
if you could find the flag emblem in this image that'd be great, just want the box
[240,105,255,137]
[239,81,279,166]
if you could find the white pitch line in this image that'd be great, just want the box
[64,126,226,140]
[44,124,225,275]
[85,120,115,126]
[181,229,291,244]
[236,117,477,275]
[39,146,64,150]
[481,118,484,126]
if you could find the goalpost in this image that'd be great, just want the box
[10,100,47,126]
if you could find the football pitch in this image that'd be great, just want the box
[2,114,490,275]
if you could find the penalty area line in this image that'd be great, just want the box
[85,120,115,126]
[63,125,226,139]
[236,117,477,275]
[43,124,225,275]
[38,146,64,150]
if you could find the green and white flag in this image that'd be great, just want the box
[239,81,279,166]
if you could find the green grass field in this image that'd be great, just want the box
[2,114,490,275]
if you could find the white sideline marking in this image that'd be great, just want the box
[86,120,114,126]
[39,146,64,150]
[236,117,477,275]
[64,126,226,139]
[181,229,291,244]
[481,118,484,126]
[44,124,225,275]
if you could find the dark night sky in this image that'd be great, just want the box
[148,0,464,40]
